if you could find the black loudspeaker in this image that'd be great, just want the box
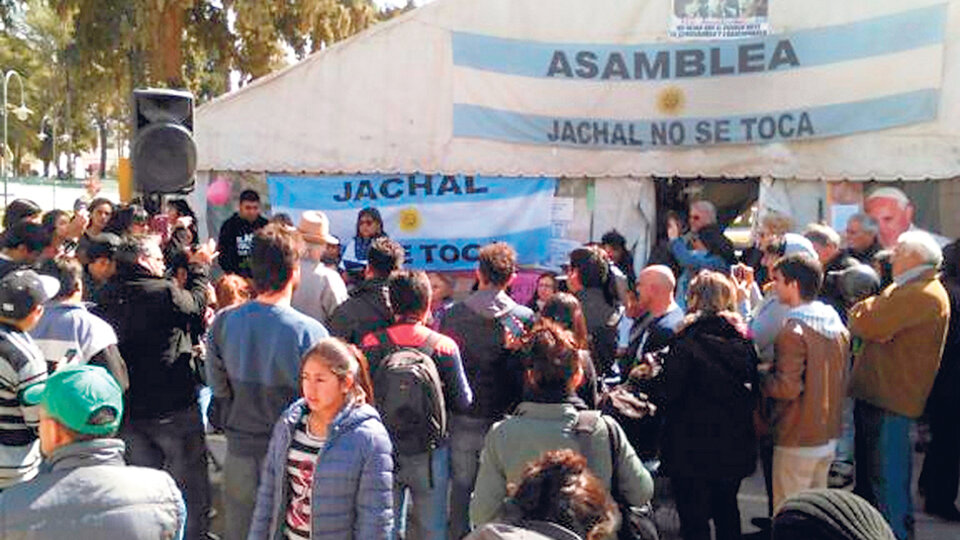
[132,88,197,194]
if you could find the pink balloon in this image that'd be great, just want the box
[207,178,232,206]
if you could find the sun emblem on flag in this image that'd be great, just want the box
[398,207,422,232]
[658,86,685,116]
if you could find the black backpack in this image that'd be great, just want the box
[370,331,447,456]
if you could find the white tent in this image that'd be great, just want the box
[191,0,960,262]
[196,0,960,180]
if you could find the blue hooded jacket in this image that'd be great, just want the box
[248,399,394,540]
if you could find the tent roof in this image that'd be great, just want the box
[196,0,960,180]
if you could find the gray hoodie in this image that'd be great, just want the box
[0,439,185,540]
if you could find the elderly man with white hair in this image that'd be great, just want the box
[864,187,952,249]
[848,230,951,540]
[844,213,883,264]
[670,200,735,308]
[804,223,859,322]
[688,200,717,233]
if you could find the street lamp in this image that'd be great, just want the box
[2,70,33,207]
[39,113,59,207]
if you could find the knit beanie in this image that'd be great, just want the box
[772,489,896,540]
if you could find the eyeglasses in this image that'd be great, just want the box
[358,219,376,226]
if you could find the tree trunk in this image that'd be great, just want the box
[95,117,108,177]
[65,65,74,178]
[155,2,184,87]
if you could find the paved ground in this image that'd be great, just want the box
[205,434,960,539]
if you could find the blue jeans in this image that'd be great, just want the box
[836,397,856,464]
[222,450,263,540]
[449,415,495,539]
[122,404,211,540]
[395,444,451,540]
[854,400,914,540]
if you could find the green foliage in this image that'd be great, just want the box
[4,0,399,175]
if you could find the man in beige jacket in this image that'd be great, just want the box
[763,254,850,510]
[848,230,950,540]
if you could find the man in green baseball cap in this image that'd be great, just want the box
[23,364,124,453]
[0,365,186,539]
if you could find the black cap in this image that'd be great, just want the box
[0,269,60,320]
[1,221,46,252]
[85,233,121,261]
[2,199,42,229]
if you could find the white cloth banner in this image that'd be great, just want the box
[451,4,946,150]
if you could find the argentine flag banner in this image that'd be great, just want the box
[268,174,557,271]
[451,3,947,150]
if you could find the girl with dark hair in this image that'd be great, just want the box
[249,337,394,539]
[104,204,149,237]
[467,449,619,540]
[470,320,653,531]
[40,209,71,259]
[541,292,599,408]
[660,270,759,540]
[526,272,558,314]
[166,199,199,246]
[87,197,114,236]
[167,199,195,221]
[341,207,387,280]
[163,199,200,266]
[427,271,456,330]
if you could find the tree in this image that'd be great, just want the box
[9,0,401,178]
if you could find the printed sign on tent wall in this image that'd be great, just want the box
[268,174,556,271]
[670,0,770,40]
[548,197,578,271]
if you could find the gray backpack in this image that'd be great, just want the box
[370,331,446,456]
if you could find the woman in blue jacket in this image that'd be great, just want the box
[249,338,394,540]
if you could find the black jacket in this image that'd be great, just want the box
[576,288,620,377]
[927,279,960,411]
[98,264,209,419]
[440,290,533,421]
[845,241,882,265]
[820,253,860,323]
[660,314,759,480]
[327,277,393,346]
[0,256,26,279]
[216,213,267,276]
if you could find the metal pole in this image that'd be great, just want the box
[2,72,8,208]
[52,118,57,208]
[2,70,29,208]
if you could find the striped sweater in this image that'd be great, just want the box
[0,323,47,488]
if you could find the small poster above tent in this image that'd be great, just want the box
[670,0,770,39]
[268,174,556,271]
[451,3,945,151]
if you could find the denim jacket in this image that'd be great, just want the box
[0,438,185,540]
[248,399,394,540]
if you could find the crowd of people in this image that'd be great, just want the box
[0,183,956,540]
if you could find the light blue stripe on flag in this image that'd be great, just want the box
[451,3,947,81]
[453,88,939,149]
[397,226,553,270]
[269,174,555,210]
